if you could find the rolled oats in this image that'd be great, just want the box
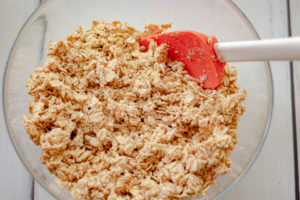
[24,21,246,200]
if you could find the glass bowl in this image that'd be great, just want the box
[3,0,273,199]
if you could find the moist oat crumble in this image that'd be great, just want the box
[24,21,246,200]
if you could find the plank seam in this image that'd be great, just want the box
[31,179,35,200]
[287,0,300,199]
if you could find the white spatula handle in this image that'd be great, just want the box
[214,37,300,62]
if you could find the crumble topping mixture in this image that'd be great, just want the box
[24,21,246,200]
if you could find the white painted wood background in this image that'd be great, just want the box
[0,0,299,200]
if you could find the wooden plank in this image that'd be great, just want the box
[0,0,40,200]
[35,182,57,200]
[289,0,300,195]
[223,0,296,199]
[33,0,296,200]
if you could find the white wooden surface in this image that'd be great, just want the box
[0,1,39,200]
[290,0,300,195]
[0,0,298,200]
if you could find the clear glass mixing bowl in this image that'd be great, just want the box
[3,0,273,199]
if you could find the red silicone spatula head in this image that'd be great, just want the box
[139,31,225,89]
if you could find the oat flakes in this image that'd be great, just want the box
[24,21,246,200]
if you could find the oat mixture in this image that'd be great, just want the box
[24,21,246,200]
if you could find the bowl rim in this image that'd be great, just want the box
[2,0,274,199]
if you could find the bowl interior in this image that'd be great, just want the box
[3,0,273,199]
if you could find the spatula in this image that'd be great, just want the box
[139,31,300,89]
